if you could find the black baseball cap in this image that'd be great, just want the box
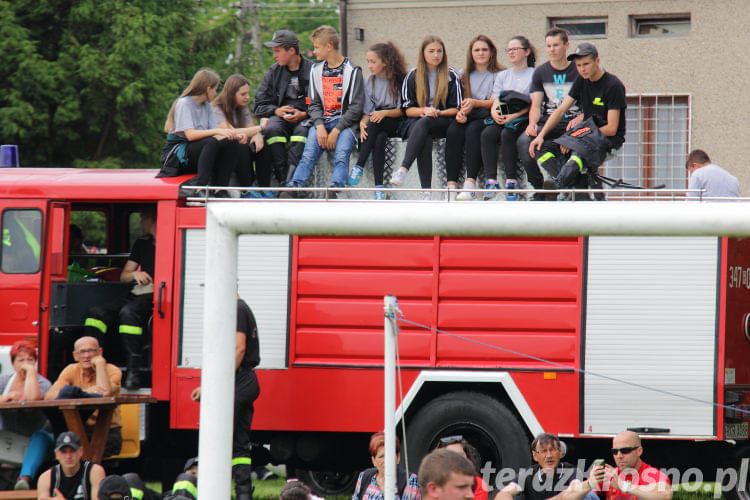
[567,42,599,61]
[184,457,199,472]
[55,431,82,451]
[264,30,299,48]
[97,475,131,499]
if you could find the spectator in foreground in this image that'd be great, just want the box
[495,433,581,500]
[685,149,740,200]
[282,25,364,198]
[561,430,671,500]
[352,431,420,500]
[418,448,475,500]
[281,480,313,500]
[436,436,488,500]
[45,336,123,458]
[0,341,53,490]
[37,431,105,500]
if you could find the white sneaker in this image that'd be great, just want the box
[421,191,432,201]
[390,167,408,186]
[456,190,476,201]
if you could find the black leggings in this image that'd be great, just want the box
[185,137,242,186]
[235,144,272,188]
[445,118,486,182]
[480,124,524,181]
[401,116,453,189]
[357,116,400,186]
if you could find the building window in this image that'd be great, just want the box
[631,14,690,37]
[549,17,607,38]
[602,95,690,195]
[1,209,43,274]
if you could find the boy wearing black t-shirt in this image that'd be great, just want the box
[529,43,626,195]
[517,28,582,193]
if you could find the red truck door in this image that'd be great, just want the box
[0,200,49,350]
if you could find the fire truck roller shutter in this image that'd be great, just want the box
[405,391,530,480]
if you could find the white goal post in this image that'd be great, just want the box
[199,200,750,500]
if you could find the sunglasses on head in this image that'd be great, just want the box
[439,435,463,445]
[611,446,638,455]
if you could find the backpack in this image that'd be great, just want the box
[50,461,92,500]
[355,467,408,500]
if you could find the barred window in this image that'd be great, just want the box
[602,94,690,195]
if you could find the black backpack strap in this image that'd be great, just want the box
[356,468,378,500]
[82,461,92,500]
[50,464,60,497]
[397,468,408,498]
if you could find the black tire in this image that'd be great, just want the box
[296,468,359,497]
[405,391,530,483]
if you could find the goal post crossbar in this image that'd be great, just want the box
[199,201,750,499]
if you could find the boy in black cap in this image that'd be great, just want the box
[254,29,315,184]
[37,431,106,500]
[528,42,626,197]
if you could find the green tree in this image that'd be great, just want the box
[0,0,196,169]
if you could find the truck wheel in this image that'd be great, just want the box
[405,391,530,482]
[296,468,359,497]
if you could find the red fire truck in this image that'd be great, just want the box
[1,167,749,493]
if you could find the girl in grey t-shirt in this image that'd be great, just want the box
[162,69,245,196]
[213,74,272,197]
[348,41,407,199]
[446,35,504,201]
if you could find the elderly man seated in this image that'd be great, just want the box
[45,336,123,458]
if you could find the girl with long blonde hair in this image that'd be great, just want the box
[390,35,461,200]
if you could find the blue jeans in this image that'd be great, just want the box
[20,429,54,479]
[288,119,357,188]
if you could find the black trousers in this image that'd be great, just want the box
[401,116,453,189]
[356,117,401,186]
[264,116,309,183]
[233,369,261,495]
[480,124,524,181]
[445,118,486,182]
[84,293,153,364]
[235,144,272,188]
[185,137,243,187]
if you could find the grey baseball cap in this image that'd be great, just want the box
[264,30,299,48]
[567,42,599,61]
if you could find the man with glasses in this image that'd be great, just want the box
[561,431,671,500]
[496,433,580,500]
[45,336,123,458]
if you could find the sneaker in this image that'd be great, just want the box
[14,476,31,490]
[374,185,386,200]
[505,179,518,201]
[261,190,275,199]
[390,167,408,186]
[421,191,432,201]
[483,181,500,201]
[242,190,263,199]
[253,466,278,481]
[347,165,364,186]
[456,190,476,201]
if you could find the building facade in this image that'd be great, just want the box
[341,0,749,194]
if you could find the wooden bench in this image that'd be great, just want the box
[0,490,37,499]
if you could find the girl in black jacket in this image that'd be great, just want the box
[390,35,461,200]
